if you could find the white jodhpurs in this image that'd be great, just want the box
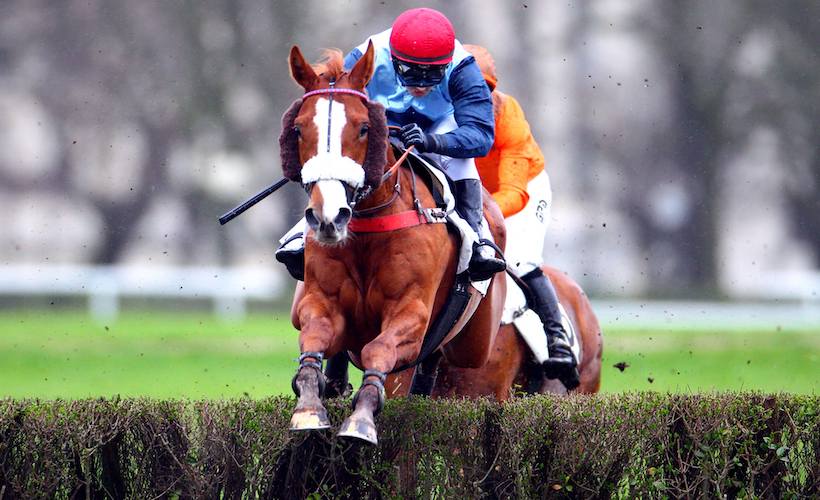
[424,114,480,182]
[505,170,553,277]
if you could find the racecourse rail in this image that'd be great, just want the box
[0,264,818,328]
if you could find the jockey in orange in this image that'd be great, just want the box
[464,44,580,389]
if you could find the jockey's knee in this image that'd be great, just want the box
[441,157,478,181]
[510,261,538,277]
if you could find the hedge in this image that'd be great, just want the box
[0,393,817,498]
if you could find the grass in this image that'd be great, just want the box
[601,325,819,394]
[0,309,817,398]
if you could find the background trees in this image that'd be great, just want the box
[0,0,815,298]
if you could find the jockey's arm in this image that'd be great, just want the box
[492,94,545,218]
[440,60,495,158]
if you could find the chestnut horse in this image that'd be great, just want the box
[282,43,505,444]
[386,267,603,398]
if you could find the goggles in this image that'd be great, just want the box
[392,59,447,88]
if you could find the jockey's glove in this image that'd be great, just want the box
[399,123,442,153]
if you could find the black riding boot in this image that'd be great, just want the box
[275,232,305,281]
[453,179,506,281]
[521,267,580,390]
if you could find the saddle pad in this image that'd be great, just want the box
[502,273,581,364]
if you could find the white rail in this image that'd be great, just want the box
[0,264,285,321]
[0,265,818,329]
[593,299,820,330]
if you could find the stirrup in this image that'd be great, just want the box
[543,344,580,390]
[468,239,506,281]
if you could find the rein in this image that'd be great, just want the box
[351,139,413,217]
[349,141,448,233]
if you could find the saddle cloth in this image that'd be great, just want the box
[502,273,582,364]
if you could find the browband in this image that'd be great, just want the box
[302,88,370,100]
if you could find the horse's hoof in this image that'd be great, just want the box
[290,408,331,431]
[337,416,378,445]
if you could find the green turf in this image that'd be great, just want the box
[0,310,816,398]
[600,326,819,394]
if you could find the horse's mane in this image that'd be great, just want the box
[312,49,346,80]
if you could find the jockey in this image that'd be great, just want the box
[276,7,506,282]
[464,44,579,389]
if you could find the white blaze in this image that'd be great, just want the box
[302,98,359,227]
[315,179,349,224]
[300,97,366,188]
[314,97,345,156]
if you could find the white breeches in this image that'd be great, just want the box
[424,114,479,182]
[505,170,552,277]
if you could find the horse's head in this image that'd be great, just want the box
[280,42,387,245]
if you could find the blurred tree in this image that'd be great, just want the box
[622,2,762,294]
[0,0,311,265]
[755,0,820,264]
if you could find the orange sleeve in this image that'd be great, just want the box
[491,95,545,218]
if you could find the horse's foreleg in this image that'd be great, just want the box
[324,351,352,398]
[337,369,386,444]
[290,306,345,432]
[290,351,331,430]
[338,301,427,444]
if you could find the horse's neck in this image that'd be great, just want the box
[358,166,423,215]
[354,144,423,215]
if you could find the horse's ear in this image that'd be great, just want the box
[289,45,319,90]
[349,40,375,90]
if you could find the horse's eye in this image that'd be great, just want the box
[293,126,301,139]
[359,123,369,138]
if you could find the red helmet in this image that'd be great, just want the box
[389,8,455,65]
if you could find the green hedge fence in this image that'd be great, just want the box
[0,393,817,498]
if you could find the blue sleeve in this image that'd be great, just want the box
[344,48,363,71]
[437,58,495,158]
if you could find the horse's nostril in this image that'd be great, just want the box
[334,207,352,227]
[305,208,319,229]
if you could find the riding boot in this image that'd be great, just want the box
[275,231,305,281]
[453,179,506,281]
[521,267,580,390]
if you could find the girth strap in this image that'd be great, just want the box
[391,273,473,374]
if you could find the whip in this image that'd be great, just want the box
[217,177,290,225]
